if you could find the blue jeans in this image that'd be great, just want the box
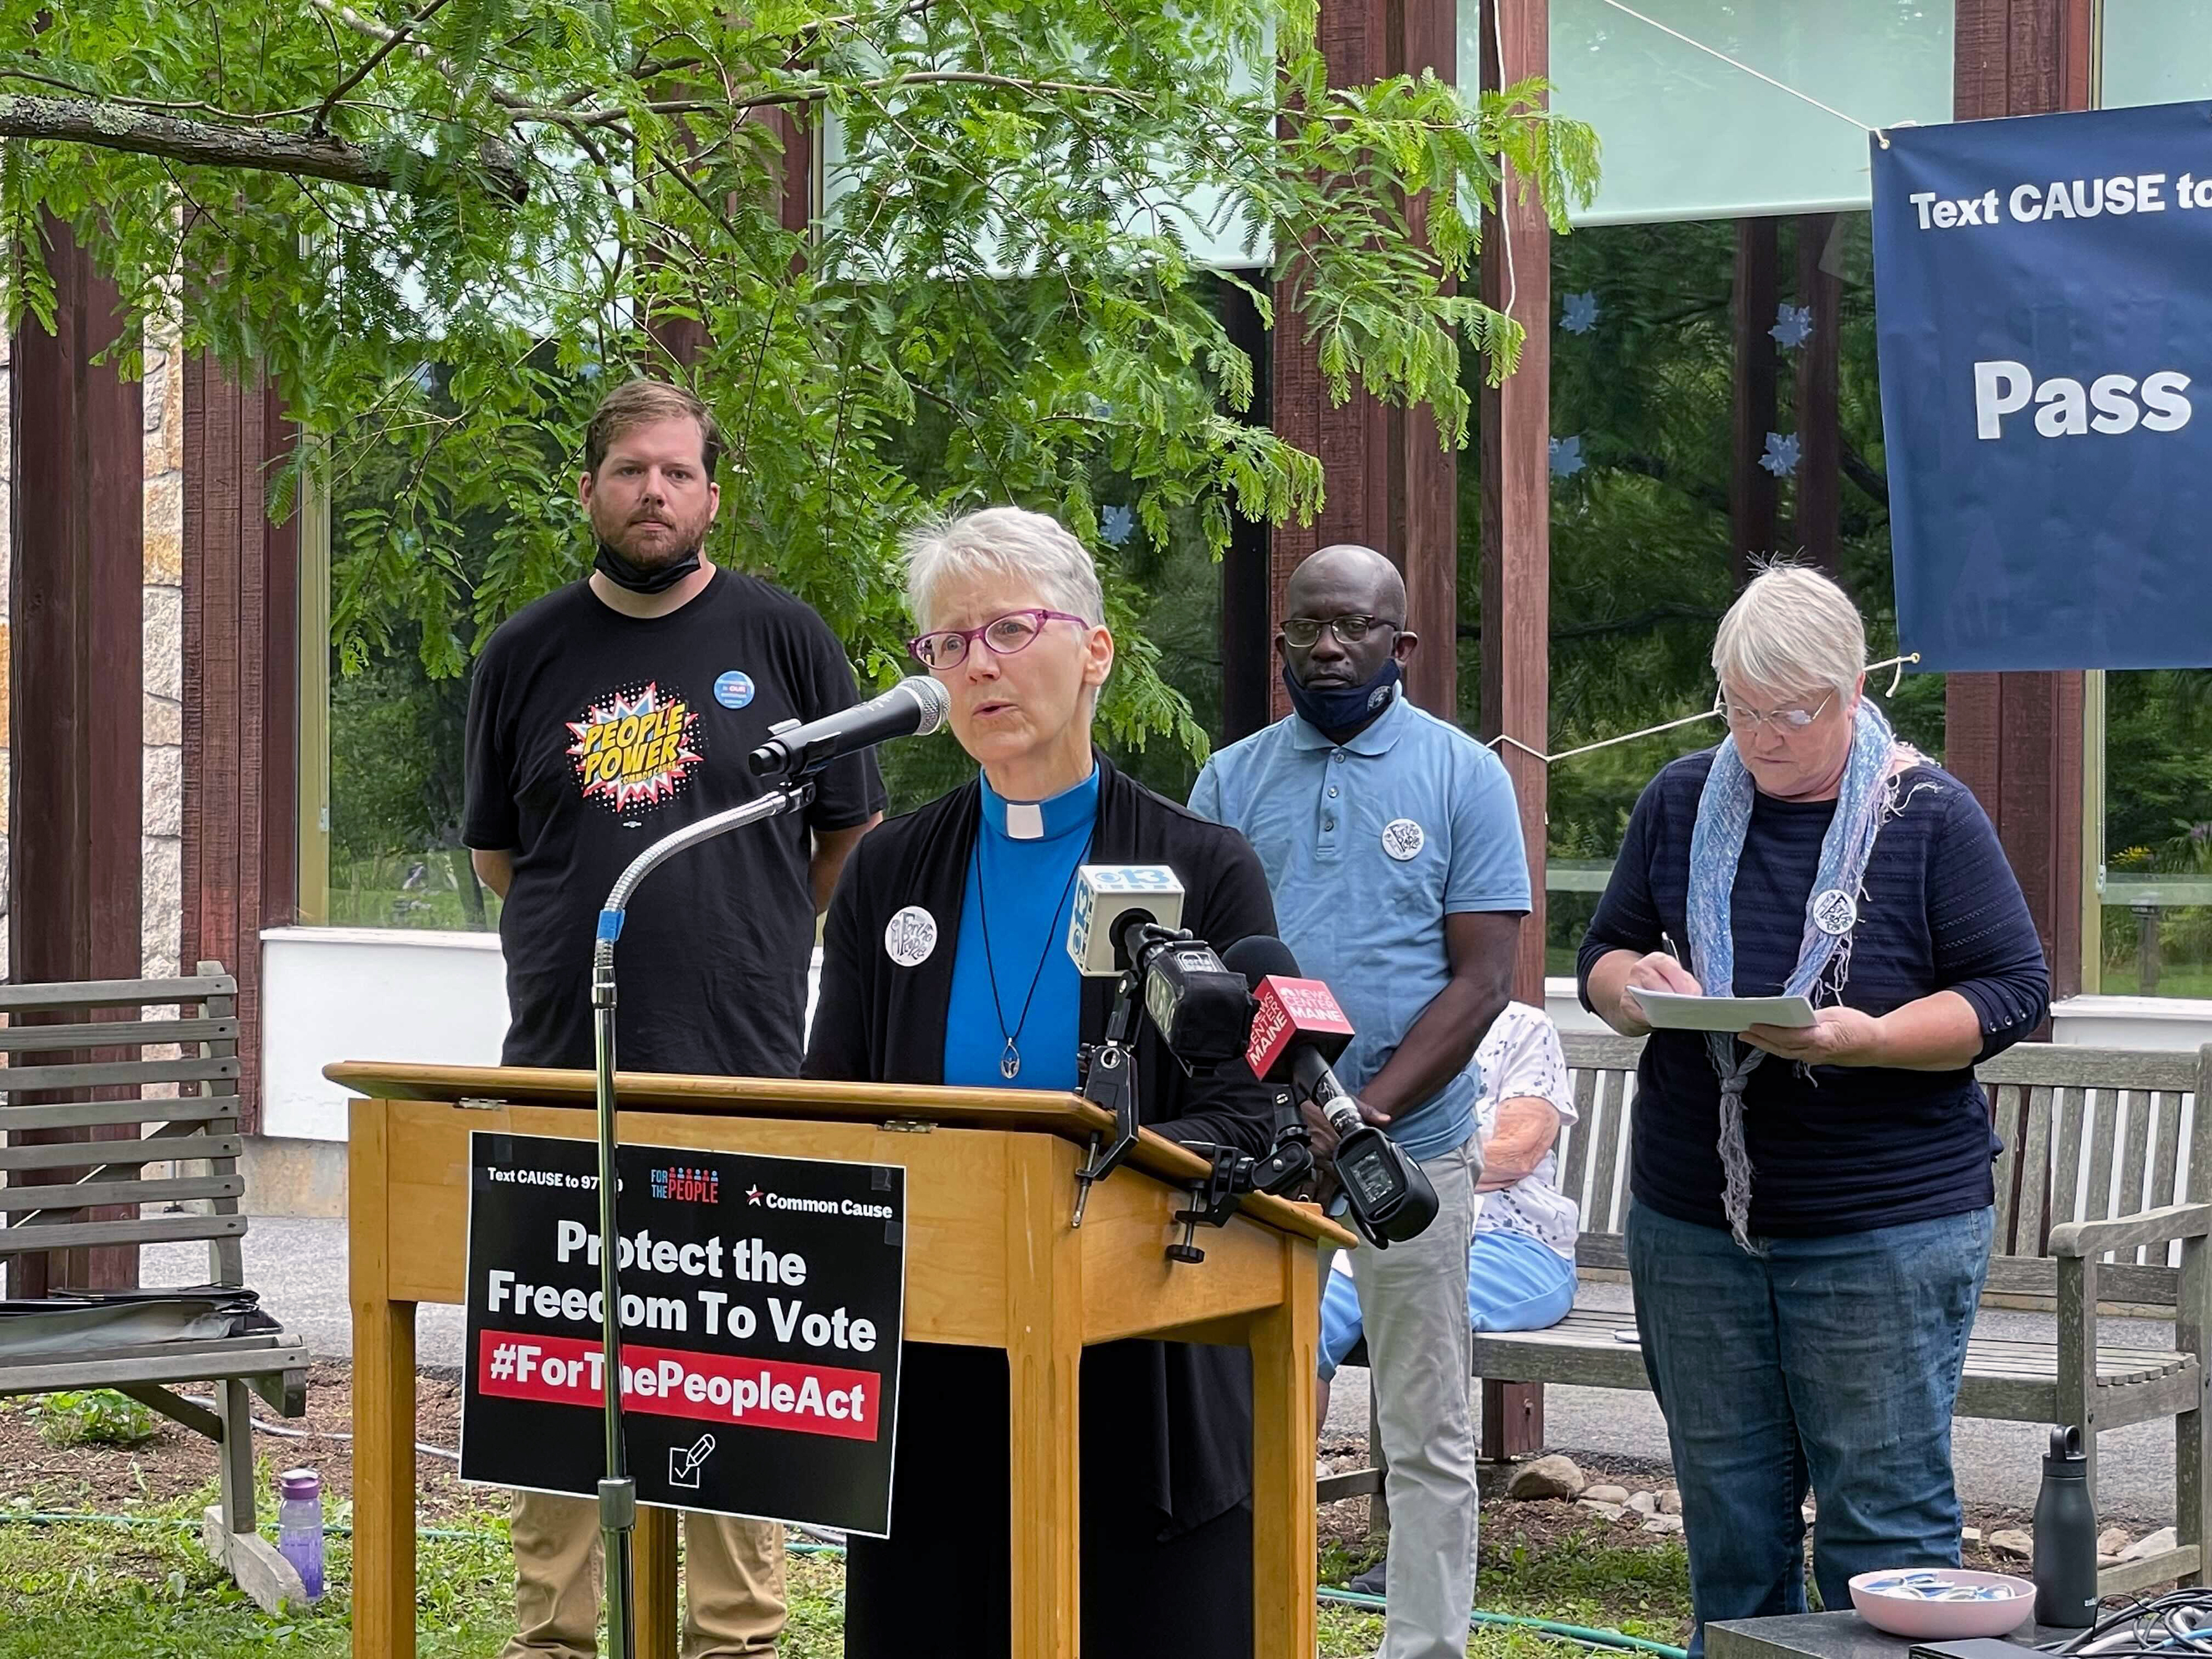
[1626,1201,1994,1658]
[1319,1229,1579,1379]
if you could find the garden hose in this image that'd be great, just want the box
[0,1510,1690,1658]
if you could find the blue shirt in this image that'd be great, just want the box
[942,766,1099,1091]
[1189,694,1531,1162]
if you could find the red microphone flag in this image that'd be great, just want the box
[1244,975,1355,1083]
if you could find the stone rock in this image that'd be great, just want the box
[144,744,182,838]
[2098,1528,2133,1559]
[1577,1500,1627,1520]
[144,586,182,700]
[1583,1485,1631,1506]
[1988,1529,2034,1561]
[1658,1489,1682,1516]
[143,471,182,579]
[141,836,181,979]
[2122,1526,2178,1564]
[144,691,181,746]
[2098,1555,2122,1570]
[1507,1455,1586,1500]
[1628,1491,1660,1516]
[1961,1528,1982,1545]
[1640,1514,1684,1535]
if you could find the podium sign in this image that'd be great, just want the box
[460,1131,907,1535]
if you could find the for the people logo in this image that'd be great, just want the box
[651,1166,721,1204]
[567,682,704,813]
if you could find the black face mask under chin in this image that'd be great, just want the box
[1282,658,1403,741]
[594,540,701,595]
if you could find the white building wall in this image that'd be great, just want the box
[261,944,2212,1150]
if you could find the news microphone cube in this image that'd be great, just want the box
[1245,975,1355,1083]
[1065,866,1185,976]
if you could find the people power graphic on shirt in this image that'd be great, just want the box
[565,681,704,812]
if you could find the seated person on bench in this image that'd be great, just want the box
[1316,999,1580,1436]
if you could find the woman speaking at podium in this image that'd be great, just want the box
[805,506,1280,1658]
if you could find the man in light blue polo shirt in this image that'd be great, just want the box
[1190,543,1527,1659]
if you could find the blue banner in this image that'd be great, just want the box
[1872,103,2212,670]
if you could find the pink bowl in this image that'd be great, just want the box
[1848,1569,2036,1638]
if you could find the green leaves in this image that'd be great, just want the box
[4,0,1594,764]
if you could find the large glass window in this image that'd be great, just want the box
[2098,671,2212,995]
[2102,1,2212,109]
[1486,0,1953,227]
[2090,1,2212,1001]
[1504,212,1940,976]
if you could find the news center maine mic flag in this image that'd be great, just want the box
[1872,102,2212,670]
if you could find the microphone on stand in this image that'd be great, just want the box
[747,675,952,779]
[585,669,949,1659]
[1222,935,1439,1248]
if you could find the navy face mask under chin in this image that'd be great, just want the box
[1282,659,1402,739]
[594,540,701,595]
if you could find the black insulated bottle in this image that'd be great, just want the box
[2033,1423,2099,1628]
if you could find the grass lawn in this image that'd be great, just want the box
[0,1492,1692,1658]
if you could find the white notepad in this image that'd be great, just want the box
[1623,987,1817,1033]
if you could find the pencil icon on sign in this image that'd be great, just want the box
[669,1432,716,1489]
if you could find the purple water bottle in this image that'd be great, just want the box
[276,1467,325,1600]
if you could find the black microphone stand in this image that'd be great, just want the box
[587,775,814,1659]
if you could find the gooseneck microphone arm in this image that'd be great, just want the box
[582,672,948,1658]
[586,777,813,1659]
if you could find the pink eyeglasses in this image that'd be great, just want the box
[908,608,1088,670]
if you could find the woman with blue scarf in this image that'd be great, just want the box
[1579,565,2048,1657]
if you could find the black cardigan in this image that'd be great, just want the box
[802,753,1281,1531]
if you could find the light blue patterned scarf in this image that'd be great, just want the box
[1685,697,1904,1250]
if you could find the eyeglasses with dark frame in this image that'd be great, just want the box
[908,608,1090,671]
[1716,691,1835,733]
[1279,613,1400,649]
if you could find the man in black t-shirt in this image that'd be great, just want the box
[464,377,884,1659]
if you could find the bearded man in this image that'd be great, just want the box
[463,376,884,1658]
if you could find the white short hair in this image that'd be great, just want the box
[903,506,1105,631]
[1712,563,1866,701]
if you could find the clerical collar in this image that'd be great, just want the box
[981,764,1100,842]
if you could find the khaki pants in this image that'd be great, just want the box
[503,1491,787,1658]
[1323,1137,1481,1659]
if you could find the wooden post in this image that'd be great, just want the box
[1251,1242,1320,1658]
[7,211,146,1296]
[2176,1043,2212,1586]
[1944,0,2095,1010]
[182,364,300,1134]
[1730,218,1780,583]
[347,1097,419,1659]
[1793,214,1842,576]
[646,108,813,369]
[1004,1138,1082,1657]
[1271,0,1458,722]
[1477,0,1551,1461]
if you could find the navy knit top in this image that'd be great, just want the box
[1576,750,2050,1237]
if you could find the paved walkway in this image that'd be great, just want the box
[152,1218,2181,1522]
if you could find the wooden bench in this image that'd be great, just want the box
[0,965,313,1611]
[1333,1035,2212,1598]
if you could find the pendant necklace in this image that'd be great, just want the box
[973,840,1085,1081]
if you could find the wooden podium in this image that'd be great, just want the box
[332,1061,1351,1658]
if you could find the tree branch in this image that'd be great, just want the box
[309,0,456,136]
[1840,436,1889,509]
[0,93,528,202]
[731,69,1153,113]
